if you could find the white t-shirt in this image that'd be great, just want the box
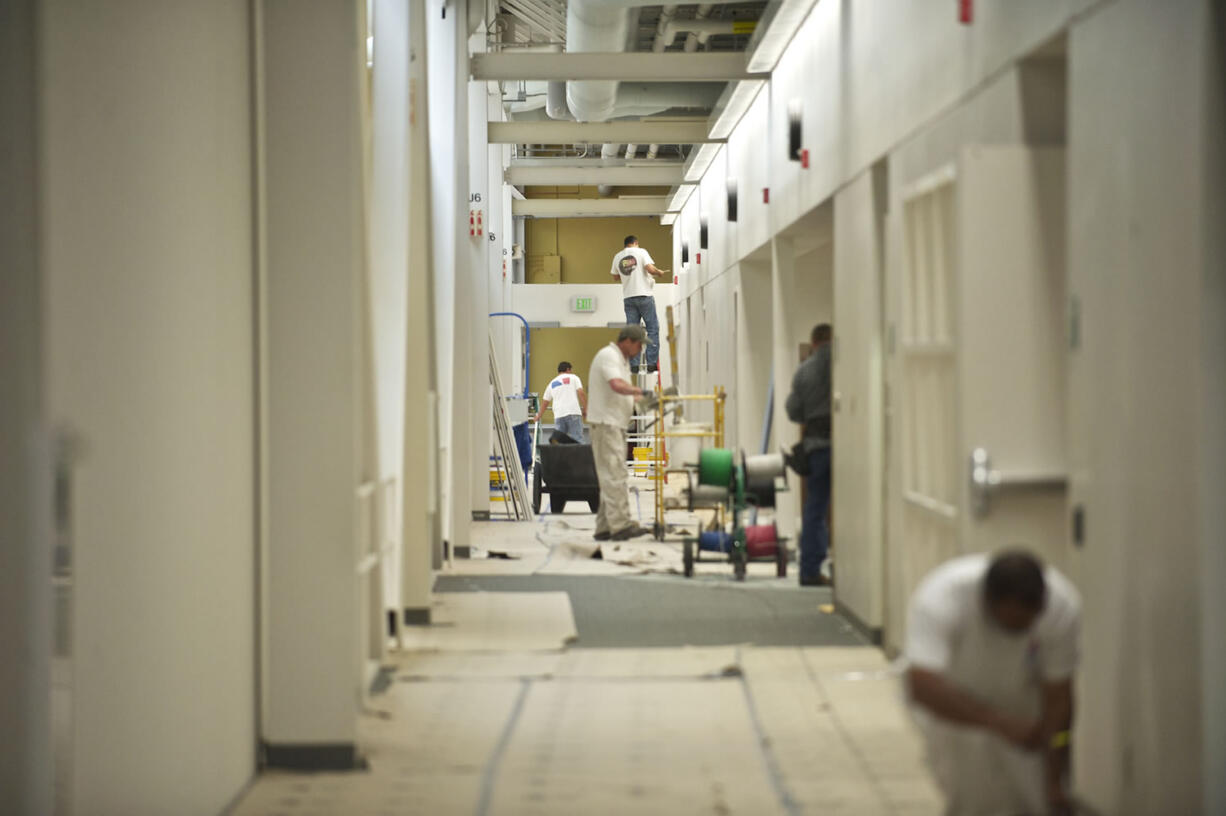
[543,373,583,418]
[611,246,656,298]
[904,553,1081,719]
[586,343,633,427]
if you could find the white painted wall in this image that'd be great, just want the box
[0,3,53,811]
[370,0,410,608]
[261,0,362,749]
[39,1,256,810]
[467,50,493,520]
[428,0,459,556]
[832,169,885,632]
[1067,3,1220,812]
[669,0,1223,808]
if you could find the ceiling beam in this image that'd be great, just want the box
[489,120,717,144]
[472,52,763,82]
[512,197,669,218]
[506,163,684,186]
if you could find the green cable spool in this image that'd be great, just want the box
[698,448,734,487]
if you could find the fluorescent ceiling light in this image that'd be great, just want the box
[666,184,696,213]
[746,0,819,74]
[708,80,765,140]
[683,143,721,183]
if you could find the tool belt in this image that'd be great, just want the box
[804,415,831,441]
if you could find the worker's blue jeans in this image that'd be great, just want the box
[554,414,584,442]
[623,295,659,370]
[800,446,831,579]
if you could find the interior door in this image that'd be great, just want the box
[956,145,1071,575]
[888,146,1070,650]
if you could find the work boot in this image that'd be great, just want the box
[593,529,611,541]
[648,363,658,372]
[799,574,832,587]
[631,366,640,375]
[611,524,651,541]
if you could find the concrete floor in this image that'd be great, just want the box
[230,517,944,816]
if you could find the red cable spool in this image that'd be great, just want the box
[744,523,778,558]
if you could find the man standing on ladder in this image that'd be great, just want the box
[611,235,668,374]
[587,325,654,545]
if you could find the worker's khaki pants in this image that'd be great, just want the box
[590,422,631,535]
[913,708,1046,816]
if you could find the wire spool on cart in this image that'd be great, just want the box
[698,448,734,487]
[688,484,730,511]
[743,452,786,508]
[744,523,788,578]
[698,530,733,552]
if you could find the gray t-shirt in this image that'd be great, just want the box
[785,343,831,451]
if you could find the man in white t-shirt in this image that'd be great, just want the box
[610,235,667,374]
[533,361,587,442]
[904,550,1081,816]
[586,325,654,545]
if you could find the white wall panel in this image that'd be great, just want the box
[40,1,257,810]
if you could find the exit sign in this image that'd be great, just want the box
[570,296,597,313]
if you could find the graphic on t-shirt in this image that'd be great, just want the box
[618,256,639,276]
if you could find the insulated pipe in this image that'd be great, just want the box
[565,0,631,122]
[564,0,741,122]
[646,144,659,159]
[652,6,676,53]
[546,81,572,120]
[659,19,737,50]
[625,143,638,159]
[684,3,715,52]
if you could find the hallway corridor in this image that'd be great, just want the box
[230,522,941,815]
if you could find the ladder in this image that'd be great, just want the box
[489,334,532,519]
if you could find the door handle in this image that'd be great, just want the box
[969,447,1067,519]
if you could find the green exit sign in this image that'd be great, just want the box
[571,296,597,313]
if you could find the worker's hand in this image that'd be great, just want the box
[990,712,1043,751]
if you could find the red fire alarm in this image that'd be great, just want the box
[696,252,702,265]
[763,187,770,204]
[800,149,810,169]
[673,275,678,285]
[959,0,973,24]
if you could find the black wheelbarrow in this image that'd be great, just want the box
[532,440,601,514]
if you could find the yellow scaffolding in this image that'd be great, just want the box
[651,386,726,537]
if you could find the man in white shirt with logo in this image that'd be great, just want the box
[586,325,653,544]
[610,235,667,374]
[904,549,1081,816]
[533,361,587,442]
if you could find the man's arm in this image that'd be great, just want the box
[533,395,552,423]
[785,364,806,424]
[577,387,588,417]
[607,378,643,397]
[907,667,1042,749]
[645,263,669,278]
[1040,679,1074,813]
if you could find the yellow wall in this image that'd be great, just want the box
[522,187,672,285]
[528,327,622,408]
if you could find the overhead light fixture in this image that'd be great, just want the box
[683,143,721,183]
[708,80,766,141]
[745,0,820,74]
[661,213,678,226]
[666,183,696,213]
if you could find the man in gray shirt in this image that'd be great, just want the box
[785,324,832,586]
